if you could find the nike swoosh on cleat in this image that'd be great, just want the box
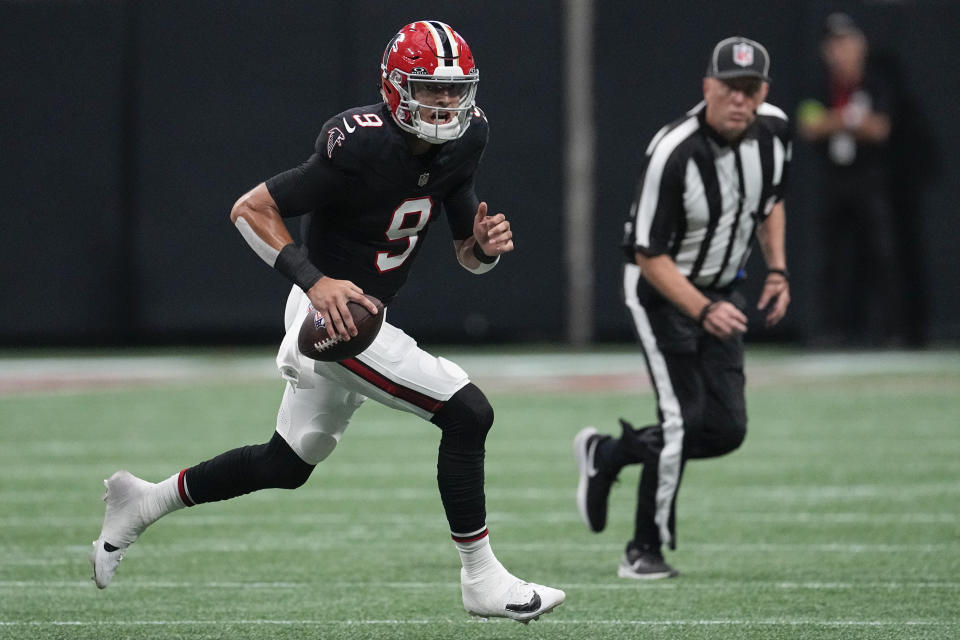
[586,439,600,478]
[505,591,541,613]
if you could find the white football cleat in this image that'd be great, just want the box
[461,570,565,623]
[90,470,153,589]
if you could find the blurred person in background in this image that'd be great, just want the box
[797,12,902,347]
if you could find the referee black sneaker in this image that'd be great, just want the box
[573,426,616,533]
[617,543,679,580]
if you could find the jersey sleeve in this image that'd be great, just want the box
[769,111,793,204]
[264,125,350,218]
[776,127,792,204]
[442,173,480,240]
[622,144,685,259]
[442,110,489,240]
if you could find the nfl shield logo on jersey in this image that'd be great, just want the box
[418,172,430,187]
[733,43,754,67]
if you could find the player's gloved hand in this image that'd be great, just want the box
[757,272,790,327]
[305,277,379,341]
[473,202,514,257]
[700,300,747,339]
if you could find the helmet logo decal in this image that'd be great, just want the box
[326,127,345,158]
[383,32,405,68]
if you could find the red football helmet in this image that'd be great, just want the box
[380,21,479,144]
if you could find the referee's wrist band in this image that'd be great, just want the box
[472,241,498,264]
[766,268,789,281]
[275,243,324,291]
[698,301,718,326]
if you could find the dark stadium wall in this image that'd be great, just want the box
[0,3,127,342]
[1,1,957,346]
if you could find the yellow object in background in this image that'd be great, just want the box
[797,99,827,127]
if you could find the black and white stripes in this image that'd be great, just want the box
[625,101,791,289]
[424,21,458,66]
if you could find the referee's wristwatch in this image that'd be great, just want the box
[766,268,789,281]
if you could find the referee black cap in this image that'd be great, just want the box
[706,36,771,82]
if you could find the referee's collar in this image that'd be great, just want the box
[696,105,756,148]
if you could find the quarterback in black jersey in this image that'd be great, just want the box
[90,20,564,622]
[264,99,489,308]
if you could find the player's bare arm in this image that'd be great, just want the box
[230,183,378,341]
[635,252,747,339]
[454,201,512,272]
[230,183,295,252]
[754,201,791,327]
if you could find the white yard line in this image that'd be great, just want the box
[0,618,954,627]
[3,541,958,563]
[2,580,959,591]
[5,510,960,528]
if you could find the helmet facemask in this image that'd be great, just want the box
[387,67,478,144]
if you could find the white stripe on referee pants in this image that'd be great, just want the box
[622,263,684,548]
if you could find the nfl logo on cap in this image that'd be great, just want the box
[707,36,771,82]
[733,43,754,67]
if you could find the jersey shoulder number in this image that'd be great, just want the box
[320,104,392,162]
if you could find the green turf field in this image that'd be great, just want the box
[1,349,959,639]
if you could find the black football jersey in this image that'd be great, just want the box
[265,102,489,305]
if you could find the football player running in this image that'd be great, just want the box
[90,20,564,623]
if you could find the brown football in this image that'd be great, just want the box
[297,295,385,362]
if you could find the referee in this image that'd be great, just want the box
[574,36,791,579]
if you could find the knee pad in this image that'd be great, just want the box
[430,383,494,451]
[294,431,339,465]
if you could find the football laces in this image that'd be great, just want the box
[312,336,342,352]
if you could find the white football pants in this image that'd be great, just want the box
[274,286,470,465]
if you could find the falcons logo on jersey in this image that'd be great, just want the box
[327,127,345,158]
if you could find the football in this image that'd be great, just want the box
[297,295,385,362]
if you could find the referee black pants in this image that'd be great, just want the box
[604,264,747,550]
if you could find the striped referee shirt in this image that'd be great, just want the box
[623,101,791,289]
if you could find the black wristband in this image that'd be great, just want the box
[698,301,718,326]
[472,241,498,264]
[766,268,789,281]
[274,244,323,291]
